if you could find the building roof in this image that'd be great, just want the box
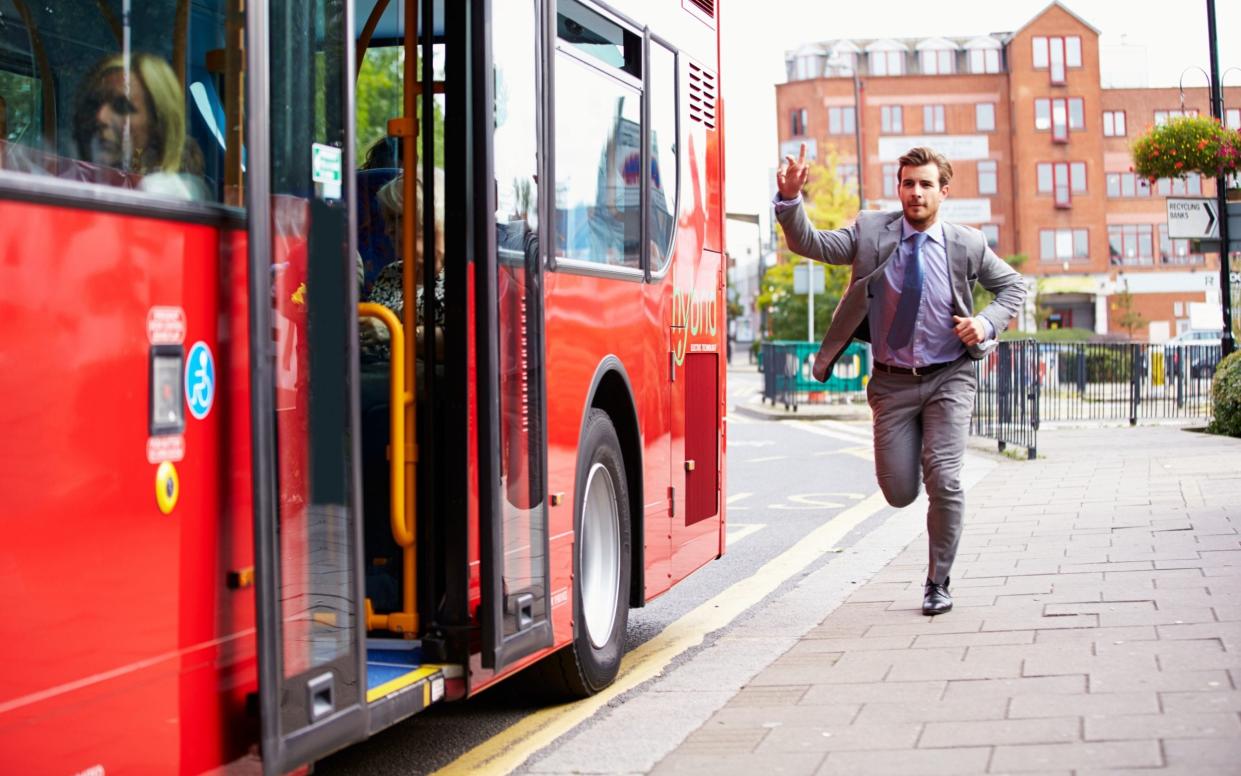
[1011,1,1102,38]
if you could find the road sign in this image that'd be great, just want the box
[793,263,825,294]
[1167,197,1219,240]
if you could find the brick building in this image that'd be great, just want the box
[775,1,1240,339]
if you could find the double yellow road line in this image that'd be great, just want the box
[435,489,890,775]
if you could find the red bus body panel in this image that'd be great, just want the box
[0,200,256,772]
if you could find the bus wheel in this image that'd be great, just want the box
[551,409,631,697]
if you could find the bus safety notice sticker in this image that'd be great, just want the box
[185,341,216,420]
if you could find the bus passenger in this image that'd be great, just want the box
[360,170,446,363]
[71,53,206,199]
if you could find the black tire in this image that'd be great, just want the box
[544,409,631,698]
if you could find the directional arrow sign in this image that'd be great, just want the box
[1167,197,1219,240]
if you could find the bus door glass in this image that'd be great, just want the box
[481,0,552,669]
[250,0,366,770]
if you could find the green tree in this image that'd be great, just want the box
[758,150,856,341]
[355,47,444,166]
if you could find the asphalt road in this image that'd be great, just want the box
[317,366,887,775]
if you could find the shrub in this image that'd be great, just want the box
[1131,115,1241,181]
[1208,351,1241,437]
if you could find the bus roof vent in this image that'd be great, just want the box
[686,0,714,16]
[687,62,717,130]
[682,0,715,24]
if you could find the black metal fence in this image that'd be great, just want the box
[971,341,1041,459]
[972,340,1221,457]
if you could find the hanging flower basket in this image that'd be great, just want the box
[1131,115,1241,181]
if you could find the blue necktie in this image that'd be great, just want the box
[887,231,927,351]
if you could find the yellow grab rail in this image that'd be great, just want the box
[358,303,418,636]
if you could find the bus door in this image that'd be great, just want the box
[478,0,553,670]
[249,1,368,771]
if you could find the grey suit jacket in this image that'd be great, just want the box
[776,204,1027,383]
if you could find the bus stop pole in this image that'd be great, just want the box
[1207,0,1235,356]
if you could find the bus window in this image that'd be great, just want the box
[554,2,642,270]
[0,0,244,205]
[647,40,678,272]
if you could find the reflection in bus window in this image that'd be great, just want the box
[648,41,678,271]
[554,54,641,269]
[0,1,241,205]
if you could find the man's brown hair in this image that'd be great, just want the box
[897,146,953,188]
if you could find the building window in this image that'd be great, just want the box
[1037,163,1053,193]
[1156,175,1203,196]
[1103,110,1126,137]
[1032,36,1080,83]
[828,106,856,135]
[981,224,1000,251]
[1054,163,1071,206]
[1069,98,1084,131]
[920,48,955,75]
[837,164,858,194]
[1035,97,1083,141]
[1108,224,1154,266]
[1066,36,1082,67]
[1049,36,1066,84]
[1037,161,1085,205]
[882,163,899,197]
[1040,228,1089,261]
[1106,172,1151,198]
[976,103,995,132]
[1158,224,1204,265]
[923,104,945,133]
[869,50,904,76]
[1228,108,1241,129]
[968,48,1001,74]
[1033,36,1049,68]
[1154,109,1198,126]
[978,160,997,194]
[1035,99,1051,131]
[1070,162,1087,193]
[881,105,903,134]
[792,54,824,81]
[790,108,807,136]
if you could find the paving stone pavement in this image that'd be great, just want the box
[653,426,1241,775]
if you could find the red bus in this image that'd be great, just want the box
[0,0,726,772]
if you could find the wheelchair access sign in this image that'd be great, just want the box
[185,341,216,420]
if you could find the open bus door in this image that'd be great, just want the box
[475,0,555,673]
[248,1,369,771]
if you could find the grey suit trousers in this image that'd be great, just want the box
[866,357,977,585]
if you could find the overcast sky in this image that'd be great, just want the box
[720,0,1241,257]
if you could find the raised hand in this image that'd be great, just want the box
[776,142,809,200]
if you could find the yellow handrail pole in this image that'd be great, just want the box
[357,304,413,548]
[357,304,415,632]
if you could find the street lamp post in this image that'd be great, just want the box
[850,69,866,209]
[828,52,866,209]
[1206,0,1235,356]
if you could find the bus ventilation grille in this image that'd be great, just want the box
[685,0,714,18]
[687,63,717,130]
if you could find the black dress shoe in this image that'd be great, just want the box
[922,577,952,616]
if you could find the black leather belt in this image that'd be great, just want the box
[873,357,961,377]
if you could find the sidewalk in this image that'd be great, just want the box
[655,426,1241,775]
